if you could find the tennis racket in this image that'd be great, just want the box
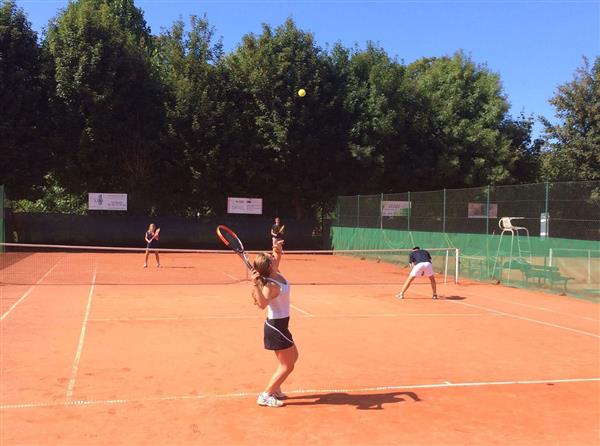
[147,228,160,247]
[278,225,285,235]
[216,225,253,272]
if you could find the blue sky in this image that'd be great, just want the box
[15,0,600,138]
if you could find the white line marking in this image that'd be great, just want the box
[1,259,63,321]
[447,300,600,338]
[291,304,313,316]
[308,313,488,318]
[224,273,240,281]
[2,377,598,410]
[479,296,599,322]
[66,268,97,398]
[87,313,488,323]
[89,315,263,322]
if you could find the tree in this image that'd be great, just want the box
[342,43,408,193]
[500,113,543,183]
[0,0,48,198]
[45,0,166,213]
[224,18,354,218]
[155,15,230,215]
[540,57,600,181]
[405,52,516,189]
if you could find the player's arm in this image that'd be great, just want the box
[251,272,280,309]
[272,240,284,271]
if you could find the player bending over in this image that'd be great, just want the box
[396,246,438,300]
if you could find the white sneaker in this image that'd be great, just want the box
[396,292,404,299]
[432,294,438,299]
[143,263,147,268]
[273,389,287,400]
[156,263,160,268]
[257,392,283,407]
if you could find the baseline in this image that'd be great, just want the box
[2,376,598,410]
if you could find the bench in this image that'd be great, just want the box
[503,259,573,294]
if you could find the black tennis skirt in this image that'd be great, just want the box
[264,317,294,351]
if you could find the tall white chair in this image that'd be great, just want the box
[492,217,532,284]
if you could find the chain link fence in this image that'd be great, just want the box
[333,181,600,299]
[336,181,600,241]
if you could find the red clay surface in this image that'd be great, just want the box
[1,252,599,445]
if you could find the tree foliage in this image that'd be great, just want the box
[5,1,591,220]
[0,0,48,198]
[540,57,600,181]
[45,0,165,212]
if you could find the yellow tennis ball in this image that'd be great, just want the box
[298,88,306,97]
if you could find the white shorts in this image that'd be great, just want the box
[410,262,434,278]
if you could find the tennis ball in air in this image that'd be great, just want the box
[298,88,306,97]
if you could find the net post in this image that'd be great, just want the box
[444,248,449,283]
[455,248,460,284]
[548,248,553,267]
[588,249,592,284]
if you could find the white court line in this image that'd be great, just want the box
[87,312,490,323]
[446,299,600,339]
[1,258,63,321]
[477,296,599,322]
[66,268,97,398]
[89,315,263,322]
[2,377,598,410]
[224,273,241,281]
[291,304,313,316]
[306,313,490,318]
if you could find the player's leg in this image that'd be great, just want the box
[397,275,415,299]
[155,250,160,267]
[430,276,438,298]
[258,345,297,407]
[274,344,298,399]
[144,249,149,267]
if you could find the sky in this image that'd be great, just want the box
[14,0,600,138]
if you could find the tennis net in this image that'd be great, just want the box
[0,243,458,286]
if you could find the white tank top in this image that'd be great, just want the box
[266,273,291,319]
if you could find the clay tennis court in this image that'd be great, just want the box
[1,250,599,445]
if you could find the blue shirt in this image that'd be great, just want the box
[409,249,431,264]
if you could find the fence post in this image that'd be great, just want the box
[545,182,550,238]
[407,191,411,231]
[380,193,384,230]
[357,194,360,228]
[486,185,490,235]
[443,188,446,233]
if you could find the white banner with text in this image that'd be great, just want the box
[227,197,263,214]
[88,193,128,211]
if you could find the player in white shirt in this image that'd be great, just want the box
[251,240,298,407]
